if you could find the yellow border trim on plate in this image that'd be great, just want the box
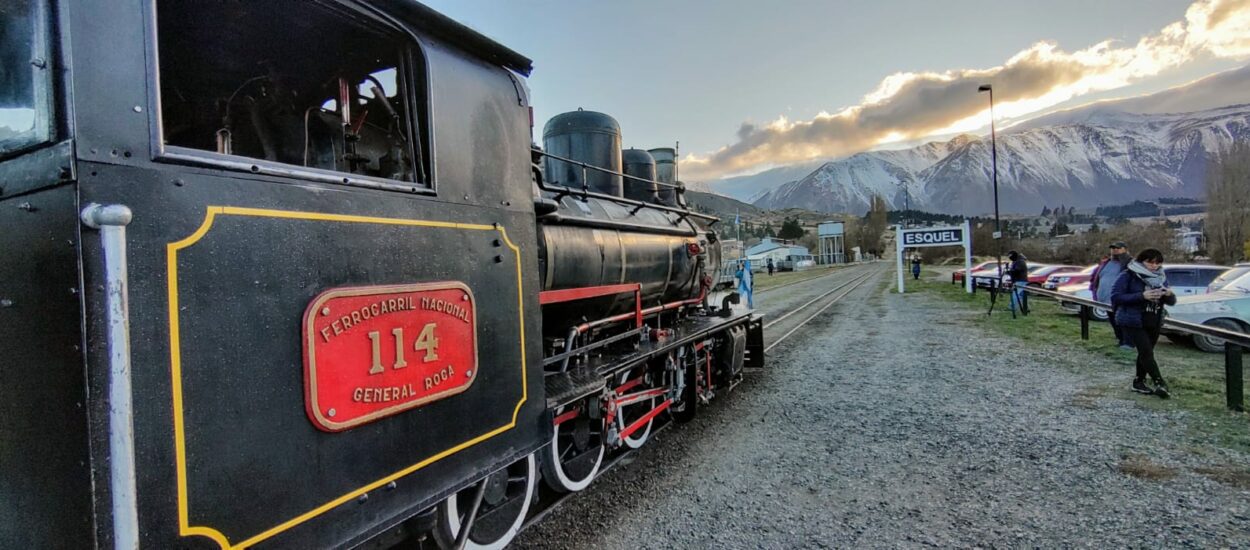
[167,206,529,549]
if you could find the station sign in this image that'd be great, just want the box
[896,222,974,294]
[901,227,964,247]
[302,282,478,432]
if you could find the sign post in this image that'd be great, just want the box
[896,223,974,294]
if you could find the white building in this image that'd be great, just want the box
[745,238,814,271]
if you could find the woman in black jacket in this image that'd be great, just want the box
[1110,249,1177,397]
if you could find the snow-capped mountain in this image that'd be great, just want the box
[752,104,1250,216]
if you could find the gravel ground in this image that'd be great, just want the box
[513,268,1250,548]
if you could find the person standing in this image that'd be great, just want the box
[766,258,775,276]
[1006,250,1029,315]
[910,255,921,280]
[1092,241,1132,349]
[1110,249,1177,398]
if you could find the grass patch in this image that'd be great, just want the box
[908,269,1250,454]
[1067,386,1109,409]
[1118,453,1178,481]
[1192,464,1250,489]
[753,265,846,292]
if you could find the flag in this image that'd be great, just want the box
[734,210,740,226]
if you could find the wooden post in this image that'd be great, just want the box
[1226,342,1244,412]
[1079,305,1090,341]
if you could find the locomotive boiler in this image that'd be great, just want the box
[535,109,721,337]
[0,1,761,549]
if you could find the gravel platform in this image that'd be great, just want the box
[513,269,1250,548]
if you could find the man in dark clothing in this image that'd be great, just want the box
[1091,241,1132,349]
[766,258,775,276]
[1006,250,1029,315]
[1110,248,1177,398]
[910,255,921,280]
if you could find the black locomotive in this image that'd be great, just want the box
[0,1,762,548]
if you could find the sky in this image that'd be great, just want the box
[422,0,1250,182]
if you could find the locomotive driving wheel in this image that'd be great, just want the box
[433,453,537,550]
[615,364,656,449]
[540,399,605,493]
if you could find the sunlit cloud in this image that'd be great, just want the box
[683,0,1250,181]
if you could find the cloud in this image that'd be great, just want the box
[683,0,1250,181]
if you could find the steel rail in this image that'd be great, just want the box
[764,269,878,353]
[755,265,854,295]
[763,269,874,330]
[517,268,879,539]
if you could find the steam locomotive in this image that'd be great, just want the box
[0,1,761,548]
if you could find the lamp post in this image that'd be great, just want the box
[898,182,909,228]
[978,84,1002,283]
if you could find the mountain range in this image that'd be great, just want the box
[712,65,1250,216]
[751,104,1250,216]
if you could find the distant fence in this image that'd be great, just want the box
[1017,285,1247,412]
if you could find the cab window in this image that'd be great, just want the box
[156,0,430,186]
[0,1,53,158]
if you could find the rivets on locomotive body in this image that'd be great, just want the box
[357,493,369,503]
[132,105,143,113]
[462,294,469,301]
[494,255,503,263]
[386,481,397,491]
[322,307,331,316]
[327,408,337,417]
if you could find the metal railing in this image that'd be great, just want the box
[1020,285,1247,411]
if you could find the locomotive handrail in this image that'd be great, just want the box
[531,149,719,223]
[81,203,140,550]
[1021,284,1247,410]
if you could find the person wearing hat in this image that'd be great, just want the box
[1091,241,1132,349]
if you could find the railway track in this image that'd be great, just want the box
[513,266,882,539]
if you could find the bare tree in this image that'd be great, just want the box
[1206,141,1250,264]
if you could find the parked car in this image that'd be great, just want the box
[1027,264,1081,286]
[1059,264,1231,320]
[972,263,1054,288]
[1165,270,1250,352]
[969,264,1009,288]
[1056,283,1111,320]
[953,261,1000,285]
[1043,265,1097,290]
[1208,263,1250,293]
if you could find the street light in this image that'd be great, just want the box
[898,182,909,228]
[978,84,1002,285]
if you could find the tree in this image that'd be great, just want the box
[1041,206,1051,217]
[1206,141,1250,264]
[778,218,806,240]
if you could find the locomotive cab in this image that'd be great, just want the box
[4,1,545,548]
[1,2,761,548]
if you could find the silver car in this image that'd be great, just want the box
[1058,263,1229,321]
[1165,270,1250,352]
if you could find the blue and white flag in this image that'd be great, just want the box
[738,259,754,308]
[734,210,740,226]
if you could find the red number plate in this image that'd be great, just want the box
[303,283,478,432]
